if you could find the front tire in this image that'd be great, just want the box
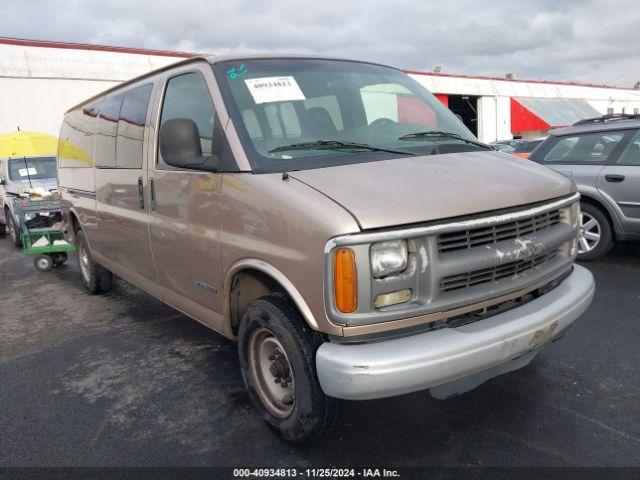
[5,210,21,248]
[238,295,340,444]
[76,229,113,293]
[578,203,613,261]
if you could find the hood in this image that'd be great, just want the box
[7,177,57,194]
[290,151,574,230]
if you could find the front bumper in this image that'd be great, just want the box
[316,264,594,400]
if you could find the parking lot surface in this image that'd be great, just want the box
[1,238,639,467]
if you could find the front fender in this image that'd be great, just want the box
[578,185,624,234]
[223,258,322,336]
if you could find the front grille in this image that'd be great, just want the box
[440,249,560,292]
[438,209,561,253]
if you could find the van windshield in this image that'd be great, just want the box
[8,157,57,181]
[213,59,481,173]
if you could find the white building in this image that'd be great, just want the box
[2,37,640,144]
[0,37,188,137]
[408,70,640,142]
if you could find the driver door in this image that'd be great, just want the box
[148,64,224,330]
[596,129,640,233]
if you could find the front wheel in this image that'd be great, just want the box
[76,229,113,294]
[238,295,340,444]
[577,203,613,261]
[34,254,53,272]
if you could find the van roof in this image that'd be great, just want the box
[65,54,396,114]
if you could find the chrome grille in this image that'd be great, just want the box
[440,249,560,292]
[437,209,562,253]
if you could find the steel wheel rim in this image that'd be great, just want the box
[37,257,50,270]
[78,243,91,283]
[248,327,295,418]
[579,212,601,254]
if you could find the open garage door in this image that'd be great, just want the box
[447,95,479,137]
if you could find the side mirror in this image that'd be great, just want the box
[159,118,219,172]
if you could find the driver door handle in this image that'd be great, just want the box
[137,177,145,209]
[150,177,157,211]
[605,174,625,183]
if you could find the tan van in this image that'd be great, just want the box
[58,55,595,443]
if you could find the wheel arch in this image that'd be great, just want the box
[578,190,618,234]
[4,202,17,223]
[224,259,320,337]
[65,208,83,242]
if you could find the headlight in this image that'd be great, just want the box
[571,201,581,230]
[370,240,408,278]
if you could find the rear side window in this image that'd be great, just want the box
[158,72,215,166]
[95,94,124,168]
[116,84,153,169]
[542,132,624,164]
[59,102,100,168]
[616,130,640,166]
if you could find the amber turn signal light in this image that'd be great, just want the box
[334,248,357,313]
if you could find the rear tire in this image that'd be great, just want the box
[76,229,113,293]
[5,210,21,248]
[238,294,341,444]
[34,254,53,272]
[578,202,613,261]
[52,252,68,266]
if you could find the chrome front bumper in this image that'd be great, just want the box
[316,264,595,400]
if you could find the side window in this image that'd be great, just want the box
[116,84,153,169]
[542,132,624,164]
[158,72,215,166]
[95,94,124,168]
[59,101,100,168]
[616,130,640,166]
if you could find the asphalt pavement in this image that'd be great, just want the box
[1,237,639,467]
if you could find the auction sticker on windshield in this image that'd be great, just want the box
[245,76,305,104]
[19,167,38,177]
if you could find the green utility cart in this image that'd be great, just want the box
[12,195,75,271]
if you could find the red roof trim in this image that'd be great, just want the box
[0,37,194,58]
[405,69,640,92]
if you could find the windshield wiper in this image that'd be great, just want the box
[269,140,415,156]
[398,130,495,150]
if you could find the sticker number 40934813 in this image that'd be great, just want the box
[244,76,306,105]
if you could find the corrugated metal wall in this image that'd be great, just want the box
[0,42,182,136]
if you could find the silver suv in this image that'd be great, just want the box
[0,156,58,246]
[530,115,640,260]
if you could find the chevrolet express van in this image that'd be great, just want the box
[58,55,595,443]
